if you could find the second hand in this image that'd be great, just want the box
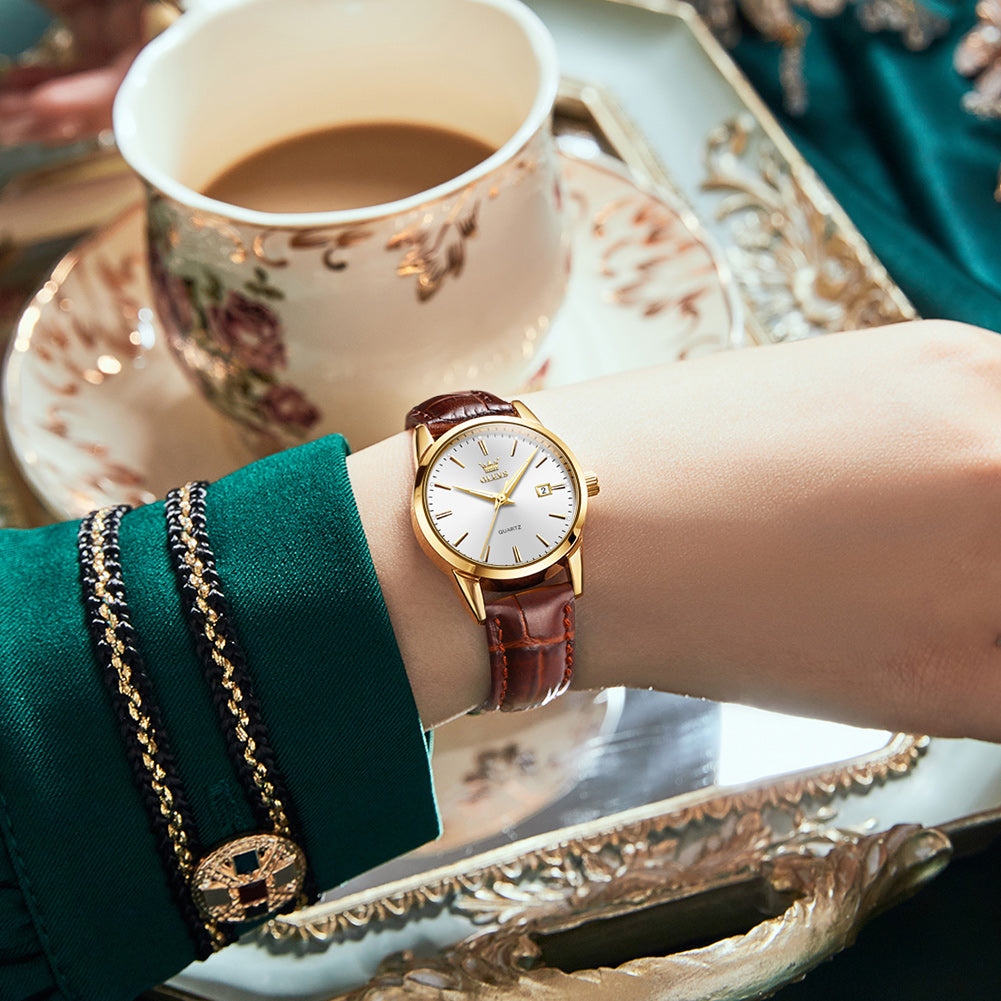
[480,498,503,561]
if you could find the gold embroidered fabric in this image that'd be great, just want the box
[954,0,1001,119]
[689,0,948,113]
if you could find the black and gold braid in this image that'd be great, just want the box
[77,505,226,958]
[164,481,314,904]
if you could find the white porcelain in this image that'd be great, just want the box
[113,0,567,450]
[3,150,738,522]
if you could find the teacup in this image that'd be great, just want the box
[113,0,567,451]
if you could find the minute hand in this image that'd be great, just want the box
[501,448,538,502]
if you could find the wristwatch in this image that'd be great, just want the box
[407,390,599,713]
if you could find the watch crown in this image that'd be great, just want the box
[585,473,600,497]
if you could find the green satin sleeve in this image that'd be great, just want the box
[0,434,440,1001]
[733,0,1001,328]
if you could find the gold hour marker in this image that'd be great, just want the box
[434,483,451,490]
[511,441,518,457]
[536,534,549,547]
[478,440,489,455]
[449,456,464,467]
[512,545,522,563]
[455,531,468,546]
[549,512,566,520]
[481,544,491,561]
[435,510,452,520]
[535,456,549,468]
[552,483,565,490]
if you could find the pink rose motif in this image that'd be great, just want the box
[207,291,286,373]
[258,383,321,431]
[150,263,196,336]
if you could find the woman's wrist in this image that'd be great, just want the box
[347,430,488,726]
[346,353,745,724]
[350,320,1001,741]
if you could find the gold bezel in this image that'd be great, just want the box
[411,409,589,588]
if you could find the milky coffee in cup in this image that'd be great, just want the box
[202,122,497,214]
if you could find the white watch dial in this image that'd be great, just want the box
[423,422,580,569]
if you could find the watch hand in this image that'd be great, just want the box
[500,448,538,502]
[453,484,512,504]
[480,497,503,561]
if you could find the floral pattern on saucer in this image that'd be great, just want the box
[525,152,741,389]
[4,152,740,522]
[4,205,260,518]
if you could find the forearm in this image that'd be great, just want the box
[351,320,1001,740]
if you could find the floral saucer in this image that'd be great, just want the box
[3,150,742,522]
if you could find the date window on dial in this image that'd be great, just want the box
[535,483,553,497]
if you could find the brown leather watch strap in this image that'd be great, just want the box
[408,390,577,713]
[481,581,575,712]
[405,390,517,439]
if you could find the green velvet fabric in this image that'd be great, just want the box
[0,435,439,1001]
[733,0,1001,328]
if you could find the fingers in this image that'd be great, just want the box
[0,0,145,146]
[0,49,137,146]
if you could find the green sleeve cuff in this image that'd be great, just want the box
[0,435,439,1001]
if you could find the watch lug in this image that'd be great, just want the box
[413,423,434,463]
[567,548,584,597]
[511,399,541,424]
[452,571,486,623]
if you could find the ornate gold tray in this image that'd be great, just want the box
[533,0,916,343]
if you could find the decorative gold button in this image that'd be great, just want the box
[191,833,306,924]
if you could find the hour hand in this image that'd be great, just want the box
[453,484,512,505]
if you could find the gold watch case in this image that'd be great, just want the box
[411,400,595,623]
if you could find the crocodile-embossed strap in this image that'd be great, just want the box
[405,390,517,438]
[407,391,576,713]
[482,581,575,712]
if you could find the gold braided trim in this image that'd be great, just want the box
[175,482,292,838]
[87,510,225,949]
[89,512,194,867]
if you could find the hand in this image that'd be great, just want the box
[352,320,1001,740]
[452,484,511,505]
[0,0,147,147]
[479,497,504,562]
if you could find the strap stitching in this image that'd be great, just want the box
[493,617,509,708]
[562,602,574,686]
[408,405,437,427]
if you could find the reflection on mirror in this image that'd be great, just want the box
[321,690,891,905]
[168,688,900,1001]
